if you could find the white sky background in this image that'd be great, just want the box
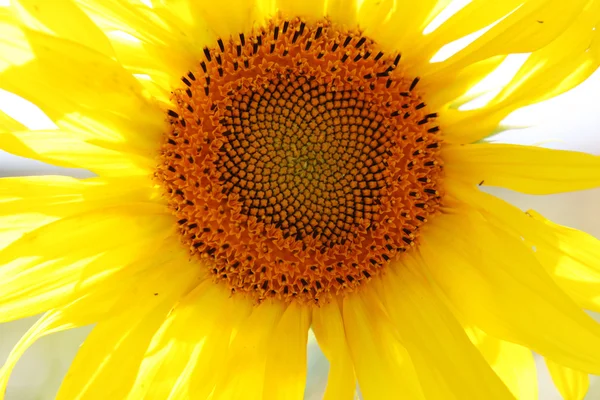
[1,0,600,399]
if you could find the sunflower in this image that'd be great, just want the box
[1,0,600,398]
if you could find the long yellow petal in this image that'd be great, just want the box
[357,0,394,37]
[0,130,154,176]
[443,143,600,194]
[436,1,599,143]
[404,0,522,70]
[127,280,252,400]
[425,55,506,110]
[546,359,590,400]
[420,209,600,374]
[0,176,159,248]
[185,292,253,399]
[439,106,510,145]
[0,175,159,218]
[212,300,285,400]
[379,261,514,400]
[56,257,199,400]
[128,281,221,400]
[342,291,426,400]
[0,282,128,396]
[423,0,590,78]
[0,241,188,391]
[0,202,173,322]
[0,108,26,132]
[2,27,156,137]
[0,7,33,72]
[365,0,449,56]
[12,0,115,58]
[188,0,265,41]
[466,326,538,400]
[446,182,600,312]
[493,2,599,106]
[263,303,311,400]
[527,210,600,312]
[0,312,73,397]
[326,0,357,27]
[78,0,202,86]
[312,301,356,400]
[276,0,325,21]
[0,175,87,251]
[0,27,163,166]
[105,31,171,103]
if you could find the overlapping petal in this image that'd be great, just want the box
[0,1,598,399]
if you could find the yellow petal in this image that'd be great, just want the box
[0,7,33,72]
[420,209,600,374]
[79,0,202,85]
[357,0,394,35]
[0,176,160,246]
[193,0,271,40]
[0,130,154,176]
[0,286,123,396]
[379,260,514,399]
[128,281,252,399]
[425,55,506,110]
[12,0,115,58]
[406,0,591,81]
[128,281,222,400]
[2,3,163,174]
[0,175,87,251]
[263,302,311,400]
[0,108,26,132]
[443,143,600,194]
[434,1,599,143]
[342,291,426,399]
[2,27,150,133]
[56,257,199,400]
[367,0,449,56]
[212,300,285,400]
[185,291,253,399]
[527,210,600,312]
[439,107,510,145]
[106,31,171,103]
[406,0,521,69]
[424,0,590,78]
[0,27,163,162]
[78,0,187,43]
[0,200,173,322]
[326,0,357,27]
[546,359,590,400]
[276,0,326,21]
[492,1,599,106]
[466,326,538,400]
[447,180,600,312]
[312,301,356,400]
[0,175,159,217]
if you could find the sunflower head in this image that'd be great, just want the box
[0,1,599,399]
[156,16,444,303]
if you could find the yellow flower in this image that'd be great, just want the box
[0,0,599,399]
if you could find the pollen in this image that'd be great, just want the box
[156,17,443,304]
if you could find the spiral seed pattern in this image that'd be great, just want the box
[157,17,444,304]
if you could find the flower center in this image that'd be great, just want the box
[157,17,443,304]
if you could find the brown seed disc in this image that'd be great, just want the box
[156,17,444,304]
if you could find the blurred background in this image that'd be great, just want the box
[0,0,599,398]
